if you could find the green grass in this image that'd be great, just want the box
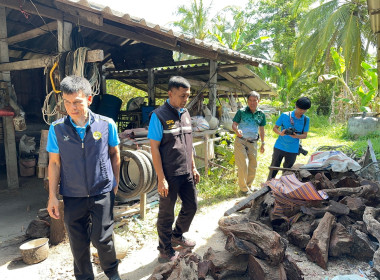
[196,113,380,206]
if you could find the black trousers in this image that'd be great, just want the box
[63,191,118,280]
[157,173,197,253]
[269,147,298,179]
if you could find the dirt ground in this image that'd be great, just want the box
[0,198,378,280]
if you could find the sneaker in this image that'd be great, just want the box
[158,248,179,263]
[239,189,252,196]
[171,235,196,248]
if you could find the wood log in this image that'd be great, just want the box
[363,206,380,241]
[149,262,177,280]
[300,200,349,218]
[167,259,198,280]
[340,197,366,220]
[348,229,377,261]
[224,186,270,216]
[328,223,353,257]
[314,172,335,190]
[248,255,287,280]
[335,176,360,189]
[203,248,248,280]
[373,249,380,278]
[322,184,378,198]
[219,220,286,265]
[225,233,266,259]
[283,254,304,280]
[286,221,312,249]
[198,260,211,280]
[50,199,66,245]
[305,212,336,269]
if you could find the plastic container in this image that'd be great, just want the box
[141,106,155,126]
[19,238,49,264]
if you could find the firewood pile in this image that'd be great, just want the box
[148,165,380,279]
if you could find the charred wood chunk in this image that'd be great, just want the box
[283,254,304,280]
[329,223,353,257]
[336,176,360,189]
[348,229,377,262]
[314,172,335,190]
[219,221,286,265]
[299,169,312,181]
[203,248,248,280]
[341,197,366,220]
[305,212,336,269]
[323,184,378,199]
[248,255,287,280]
[286,221,312,249]
[373,249,380,278]
[198,260,211,280]
[149,262,178,280]
[26,219,50,238]
[301,200,349,218]
[225,233,266,259]
[363,206,380,241]
[167,259,198,280]
[337,215,356,228]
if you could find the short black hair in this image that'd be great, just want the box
[168,76,190,91]
[60,75,92,97]
[296,97,311,110]
[247,91,260,100]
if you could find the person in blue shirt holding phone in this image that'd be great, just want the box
[268,97,311,179]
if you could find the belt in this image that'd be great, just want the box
[239,137,257,143]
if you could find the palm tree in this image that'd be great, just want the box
[173,0,212,40]
[295,0,374,80]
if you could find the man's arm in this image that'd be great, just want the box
[259,126,265,153]
[191,153,200,184]
[232,121,243,137]
[273,125,285,136]
[109,145,120,194]
[150,139,169,197]
[47,152,61,219]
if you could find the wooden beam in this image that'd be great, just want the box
[57,21,72,52]
[186,78,237,92]
[0,49,104,71]
[148,68,155,106]
[7,21,58,45]
[174,58,209,66]
[218,72,252,93]
[209,60,217,116]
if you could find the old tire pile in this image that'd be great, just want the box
[117,150,157,200]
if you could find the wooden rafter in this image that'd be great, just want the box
[7,21,58,45]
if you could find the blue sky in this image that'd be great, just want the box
[92,0,249,29]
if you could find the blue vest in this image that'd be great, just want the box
[53,111,115,197]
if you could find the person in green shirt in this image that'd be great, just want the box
[232,92,266,194]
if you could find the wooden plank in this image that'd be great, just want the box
[2,116,19,189]
[57,21,72,52]
[218,71,252,93]
[209,60,217,116]
[224,186,270,216]
[147,68,155,106]
[140,193,147,220]
[7,21,58,45]
[0,49,104,71]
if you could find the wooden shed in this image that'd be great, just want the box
[0,0,279,189]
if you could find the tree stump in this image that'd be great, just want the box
[50,199,65,245]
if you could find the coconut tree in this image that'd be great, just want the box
[295,0,374,80]
[173,0,212,40]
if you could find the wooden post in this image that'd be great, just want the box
[57,20,72,52]
[50,200,66,245]
[209,60,217,117]
[0,7,18,189]
[140,193,147,220]
[204,134,209,176]
[148,68,155,106]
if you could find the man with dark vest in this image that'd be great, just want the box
[46,76,121,280]
[148,76,200,263]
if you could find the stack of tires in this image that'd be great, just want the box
[117,150,157,200]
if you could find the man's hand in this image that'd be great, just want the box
[158,178,169,197]
[47,196,60,219]
[260,144,265,154]
[193,167,200,184]
[279,129,286,136]
[236,129,243,138]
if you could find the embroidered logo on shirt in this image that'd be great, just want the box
[166,120,174,125]
[93,131,102,140]
[184,117,190,125]
[63,135,70,141]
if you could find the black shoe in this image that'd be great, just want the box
[171,235,196,248]
[158,248,179,263]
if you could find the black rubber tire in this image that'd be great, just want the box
[136,150,153,193]
[137,150,157,193]
[117,150,149,199]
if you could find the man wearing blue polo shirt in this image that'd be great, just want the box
[269,97,311,179]
[46,76,121,280]
[148,76,200,263]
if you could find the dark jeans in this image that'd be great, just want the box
[63,192,118,280]
[157,173,198,253]
[268,147,298,179]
